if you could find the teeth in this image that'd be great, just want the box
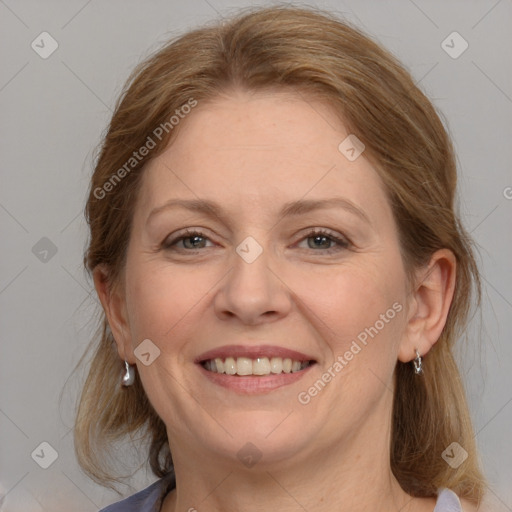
[236,357,253,376]
[202,356,312,376]
[224,357,236,375]
[253,357,270,375]
[270,357,283,374]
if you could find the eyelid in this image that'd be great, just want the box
[295,226,349,242]
[162,226,351,254]
[161,228,216,249]
[293,227,351,252]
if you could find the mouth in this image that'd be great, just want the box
[201,356,314,376]
[195,345,317,394]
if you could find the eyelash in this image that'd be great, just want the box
[162,228,350,255]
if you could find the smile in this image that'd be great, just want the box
[195,344,317,393]
[201,356,314,376]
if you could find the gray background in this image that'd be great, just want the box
[0,0,511,510]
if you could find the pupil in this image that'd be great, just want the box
[187,236,203,248]
[311,235,329,249]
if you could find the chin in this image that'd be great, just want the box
[196,413,317,468]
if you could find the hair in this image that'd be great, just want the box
[73,4,486,503]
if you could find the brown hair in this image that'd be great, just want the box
[73,5,486,502]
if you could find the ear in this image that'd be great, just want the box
[93,265,135,364]
[398,248,456,363]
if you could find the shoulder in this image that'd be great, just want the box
[435,489,491,512]
[460,498,479,512]
[435,489,474,512]
[98,474,175,512]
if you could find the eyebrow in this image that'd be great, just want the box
[146,197,371,226]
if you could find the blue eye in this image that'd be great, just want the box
[162,228,349,254]
[162,229,213,250]
[298,229,349,253]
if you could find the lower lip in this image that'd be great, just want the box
[197,363,315,394]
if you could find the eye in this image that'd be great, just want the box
[296,228,350,254]
[161,228,350,254]
[162,229,214,251]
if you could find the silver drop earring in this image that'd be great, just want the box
[122,360,135,386]
[413,349,423,375]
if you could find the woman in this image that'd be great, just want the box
[74,6,489,511]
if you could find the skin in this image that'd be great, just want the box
[95,89,468,511]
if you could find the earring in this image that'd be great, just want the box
[122,360,135,386]
[413,349,423,375]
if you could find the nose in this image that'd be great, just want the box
[213,238,292,326]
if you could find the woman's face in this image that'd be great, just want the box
[115,89,413,469]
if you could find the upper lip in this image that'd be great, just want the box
[195,344,316,363]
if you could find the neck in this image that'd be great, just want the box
[161,402,428,512]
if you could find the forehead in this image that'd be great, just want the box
[135,90,392,226]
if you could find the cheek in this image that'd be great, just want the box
[124,260,210,345]
[299,254,407,362]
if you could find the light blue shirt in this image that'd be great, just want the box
[98,474,464,512]
[99,473,174,512]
